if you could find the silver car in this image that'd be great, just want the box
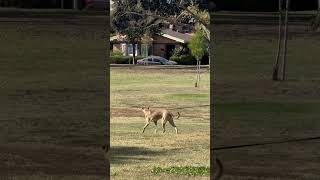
[137,56,177,65]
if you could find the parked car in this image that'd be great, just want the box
[137,56,178,65]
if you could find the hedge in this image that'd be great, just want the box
[110,56,143,64]
[170,55,197,65]
[170,55,210,65]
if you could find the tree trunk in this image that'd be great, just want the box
[198,60,201,87]
[132,43,136,65]
[208,46,210,71]
[282,0,289,81]
[195,57,199,87]
[272,0,283,81]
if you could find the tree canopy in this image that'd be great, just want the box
[188,30,208,59]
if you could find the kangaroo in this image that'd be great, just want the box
[141,106,180,134]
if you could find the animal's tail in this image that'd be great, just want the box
[176,112,180,119]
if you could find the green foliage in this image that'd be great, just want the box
[111,0,162,43]
[110,51,123,57]
[110,56,143,64]
[170,55,197,65]
[171,47,188,57]
[188,30,208,59]
[151,166,210,176]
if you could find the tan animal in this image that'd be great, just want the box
[141,106,180,134]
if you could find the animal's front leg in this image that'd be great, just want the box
[142,122,150,133]
[162,122,166,133]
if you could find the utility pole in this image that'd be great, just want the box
[61,0,64,9]
[272,0,283,81]
[281,0,289,81]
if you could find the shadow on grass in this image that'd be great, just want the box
[111,146,168,164]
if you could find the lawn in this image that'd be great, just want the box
[213,12,320,179]
[110,66,210,179]
[0,12,107,179]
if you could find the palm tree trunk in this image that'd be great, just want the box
[272,0,283,81]
[282,0,289,81]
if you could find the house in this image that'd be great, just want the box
[110,27,194,59]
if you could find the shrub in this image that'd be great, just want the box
[110,56,143,64]
[170,55,197,65]
[110,51,123,57]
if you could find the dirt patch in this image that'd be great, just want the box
[111,108,143,117]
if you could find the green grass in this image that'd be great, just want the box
[111,67,210,179]
[213,21,320,179]
[165,93,209,102]
[151,166,210,176]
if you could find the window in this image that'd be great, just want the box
[121,43,126,55]
[128,44,138,56]
[141,44,149,57]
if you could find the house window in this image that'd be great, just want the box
[141,44,149,57]
[128,44,138,56]
[121,43,127,56]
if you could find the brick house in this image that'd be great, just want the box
[110,27,194,59]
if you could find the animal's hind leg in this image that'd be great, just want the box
[169,119,178,134]
[154,121,158,134]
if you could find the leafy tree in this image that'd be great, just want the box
[188,30,208,87]
[111,0,161,64]
[112,0,210,65]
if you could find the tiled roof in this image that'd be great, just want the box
[161,29,193,43]
[110,29,193,44]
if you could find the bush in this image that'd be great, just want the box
[170,55,197,65]
[110,56,143,64]
[110,51,123,57]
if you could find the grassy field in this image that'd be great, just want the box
[0,13,107,179]
[110,66,210,179]
[213,13,320,179]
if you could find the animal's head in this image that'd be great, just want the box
[141,106,150,114]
